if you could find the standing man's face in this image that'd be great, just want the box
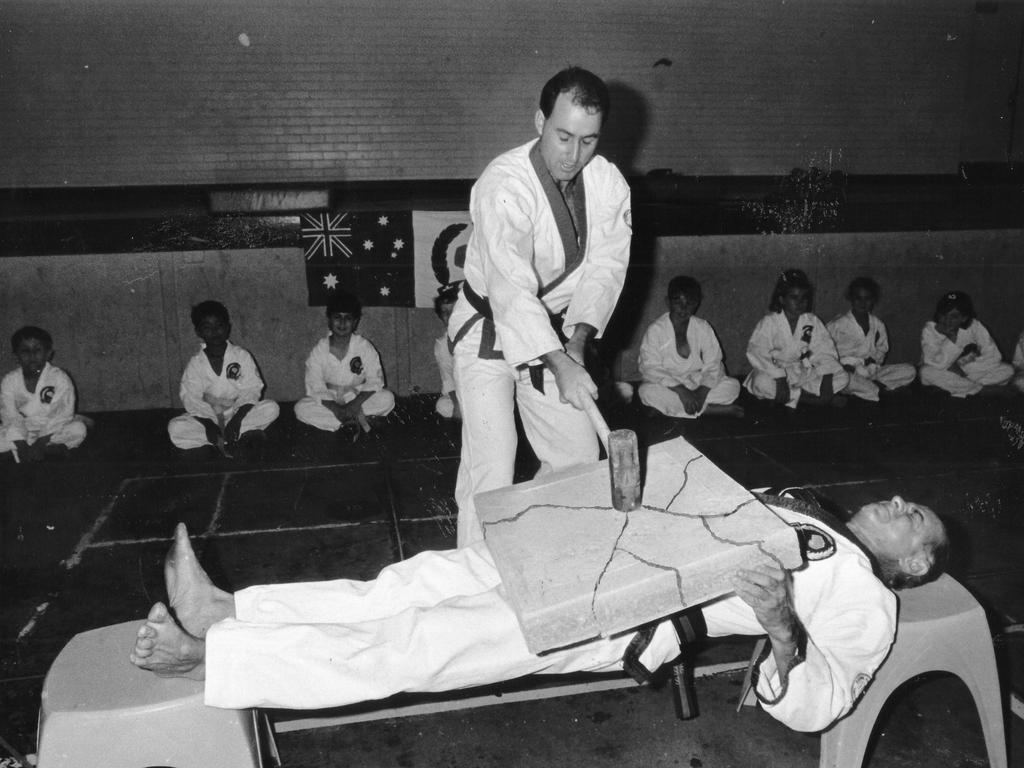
[534,91,603,184]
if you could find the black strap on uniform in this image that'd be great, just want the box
[620,607,707,721]
[456,281,567,394]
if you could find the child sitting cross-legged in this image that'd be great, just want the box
[1,326,88,462]
[744,269,849,408]
[294,291,395,433]
[637,275,743,419]
[826,277,915,402]
[167,301,279,457]
[919,290,1013,398]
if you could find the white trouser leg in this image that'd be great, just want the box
[962,360,1014,386]
[638,377,741,418]
[873,363,915,391]
[843,372,880,402]
[454,353,518,548]
[204,542,680,710]
[294,398,341,431]
[238,400,279,434]
[47,416,88,448]
[168,414,213,449]
[920,365,981,397]
[515,366,597,476]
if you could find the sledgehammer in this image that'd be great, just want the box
[581,397,642,512]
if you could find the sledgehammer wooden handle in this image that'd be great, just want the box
[581,396,612,453]
[581,397,642,512]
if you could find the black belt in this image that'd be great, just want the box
[454,282,566,394]
[621,607,707,721]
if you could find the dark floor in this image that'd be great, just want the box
[1,386,1023,767]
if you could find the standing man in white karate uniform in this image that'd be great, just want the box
[448,67,632,546]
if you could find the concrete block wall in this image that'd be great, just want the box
[0,248,446,412]
[1,0,981,188]
[2,229,1022,413]
[611,229,1024,383]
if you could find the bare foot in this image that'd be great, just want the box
[165,523,235,638]
[129,602,206,680]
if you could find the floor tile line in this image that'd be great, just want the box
[125,459,385,483]
[16,601,51,642]
[61,477,133,570]
[693,415,994,443]
[204,473,231,537]
[82,519,387,549]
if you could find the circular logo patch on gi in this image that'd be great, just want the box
[793,523,836,561]
[350,356,363,375]
[226,362,241,380]
[39,385,56,404]
[623,208,632,230]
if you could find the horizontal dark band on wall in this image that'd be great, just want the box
[1,168,1022,256]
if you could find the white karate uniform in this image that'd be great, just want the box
[168,341,279,449]
[293,334,395,431]
[448,140,631,546]
[203,504,895,734]
[1012,330,1024,393]
[637,313,740,418]
[0,363,87,452]
[433,335,457,418]
[825,311,916,402]
[918,319,1013,397]
[744,312,849,408]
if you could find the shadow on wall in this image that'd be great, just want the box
[600,81,649,179]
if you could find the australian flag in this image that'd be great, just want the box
[303,210,415,307]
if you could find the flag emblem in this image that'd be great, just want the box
[304,211,415,306]
[302,213,353,260]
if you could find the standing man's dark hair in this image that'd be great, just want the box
[539,67,610,122]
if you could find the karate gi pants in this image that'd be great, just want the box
[0,416,87,453]
[203,543,681,710]
[293,390,396,431]
[453,350,597,547]
[920,360,1013,397]
[745,367,850,408]
[638,378,741,418]
[168,400,280,449]
[842,363,916,402]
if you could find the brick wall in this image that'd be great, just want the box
[1,0,982,188]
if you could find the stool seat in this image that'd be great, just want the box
[818,574,1007,768]
[37,620,277,768]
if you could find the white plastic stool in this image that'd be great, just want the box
[741,574,1007,768]
[36,620,278,768]
[818,574,1007,768]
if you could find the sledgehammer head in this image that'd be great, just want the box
[608,429,641,511]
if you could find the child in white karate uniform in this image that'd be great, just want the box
[433,284,461,419]
[294,291,395,432]
[1012,329,1024,394]
[167,301,279,455]
[919,290,1013,397]
[638,275,742,418]
[1,326,87,461]
[826,277,915,402]
[744,269,849,408]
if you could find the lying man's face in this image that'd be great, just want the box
[849,496,945,581]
